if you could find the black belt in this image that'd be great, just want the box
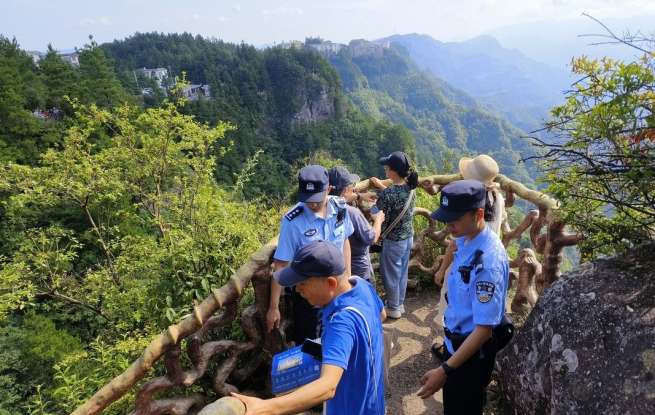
[444,327,496,358]
[444,327,469,351]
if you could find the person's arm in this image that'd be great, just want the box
[419,264,505,399]
[434,239,456,286]
[369,177,388,190]
[371,211,385,243]
[266,260,288,332]
[232,364,344,415]
[417,325,492,399]
[267,216,297,332]
[343,238,351,277]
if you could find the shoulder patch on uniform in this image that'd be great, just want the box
[285,205,304,221]
[475,281,495,303]
[330,196,347,208]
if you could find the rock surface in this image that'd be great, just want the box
[497,242,655,414]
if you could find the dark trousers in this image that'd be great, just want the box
[289,290,319,345]
[442,342,496,415]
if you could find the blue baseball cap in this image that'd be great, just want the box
[328,166,360,193]
[298,165,329,203]
[431,180,486,223]
[274,240,345,287]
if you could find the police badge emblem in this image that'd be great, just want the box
[475,281,495,303]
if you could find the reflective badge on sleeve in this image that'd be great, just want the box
[476,281,495,303]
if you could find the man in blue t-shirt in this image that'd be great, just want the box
[233,240,386,415]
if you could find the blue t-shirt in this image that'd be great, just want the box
[443,225,509,353]
[320,277,385,415]
[274,196,354,262]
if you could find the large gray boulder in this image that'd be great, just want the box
[497,243,655,414]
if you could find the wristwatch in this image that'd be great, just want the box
[441,362,455,376]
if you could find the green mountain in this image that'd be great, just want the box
[380,34,571,132]
[101,33,415,198]
[322,39,533,182]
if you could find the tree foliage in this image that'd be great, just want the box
[533,35,655,258]
[0,98,277,413]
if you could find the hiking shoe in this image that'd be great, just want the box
[386,308,402,319]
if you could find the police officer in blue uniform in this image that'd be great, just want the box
[418,180,510,414]
[266,165,355,345]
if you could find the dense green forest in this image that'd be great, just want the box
[101,33,416,198]
[0,33,417,414]
[3,26,649,414]
[326,39,534,183]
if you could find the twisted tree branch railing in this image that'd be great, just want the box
[73,171,581,415]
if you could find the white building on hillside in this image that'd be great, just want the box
[182,84,211,101]
[137,67,169,88]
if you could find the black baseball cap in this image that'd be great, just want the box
[298,165,329,203]
[431,180,486,223]
[274,240,346,287]
[379,151,410,174]
[328,166,360,193]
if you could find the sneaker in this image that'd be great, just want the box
[386,308,402,319]
[399,304,405,315]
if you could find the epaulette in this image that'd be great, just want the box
[330,196,347,209]
[331,197,347,226]
[285,204,304,221]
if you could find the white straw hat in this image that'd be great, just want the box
[458,154,500,185]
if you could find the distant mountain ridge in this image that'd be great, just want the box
[379,33,572,131]
[317,38,534,182]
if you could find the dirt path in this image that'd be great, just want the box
[383,285,446,415]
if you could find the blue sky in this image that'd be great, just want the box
[2,0,654,52]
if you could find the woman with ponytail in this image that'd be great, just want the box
[369,151,417,319]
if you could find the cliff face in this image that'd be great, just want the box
[292,83,335,124]
[497,242,655,414]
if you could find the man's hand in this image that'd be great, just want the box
[417,367,447,399]
[231,392,274,415]
[266,306,281,332]
[372,210,385,224]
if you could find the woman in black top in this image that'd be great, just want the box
[370,151,418,319]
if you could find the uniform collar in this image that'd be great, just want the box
[302,196,338,221]
[455,225,490,255]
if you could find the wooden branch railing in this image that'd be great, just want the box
[73,170,581,415]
